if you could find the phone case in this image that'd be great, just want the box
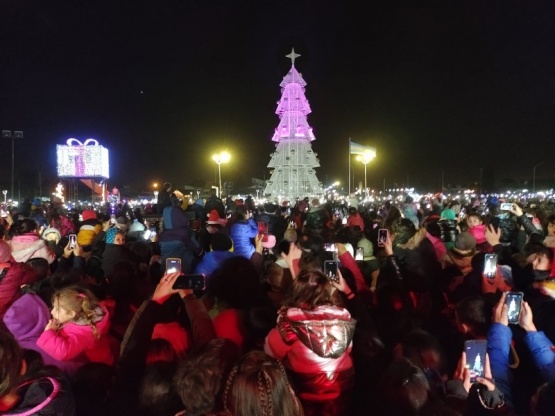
[465,340,487,382]
[506,292,523,324]
[166,258,181,273]
[484,254,497,278]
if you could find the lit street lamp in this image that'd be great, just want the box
[153,182,159,201]
[533,162,544,193]
[212,151,231,198]
[355,152,375,192]
[1,130,23,200]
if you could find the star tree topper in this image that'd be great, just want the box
[286,48,300,66]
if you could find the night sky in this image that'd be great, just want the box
[1,0,554,196]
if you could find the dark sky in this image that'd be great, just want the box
[1,0,554,195]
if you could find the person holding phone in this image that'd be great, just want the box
[451,349,509,414]
[487,291,555,411]
[159,193,203,274]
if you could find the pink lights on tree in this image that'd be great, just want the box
[264,48,323,200]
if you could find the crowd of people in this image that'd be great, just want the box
[1,187,555,415]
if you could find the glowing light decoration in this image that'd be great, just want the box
[54,182,65,202]
[56,138,109,178]
[264,48,323,200]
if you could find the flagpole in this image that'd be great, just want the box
[348,138,351,194]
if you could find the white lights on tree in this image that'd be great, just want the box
[264,48,323,200]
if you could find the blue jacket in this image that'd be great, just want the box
[159,205,201,255]
[487,323,514,408]
[229,219,258,259]
[194,251,236,277]
[523,330,555,382]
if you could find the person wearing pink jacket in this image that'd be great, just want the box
[37,287,114,369]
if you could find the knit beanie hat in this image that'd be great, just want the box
[42,227,62,243]
[454,232,476,254]
[106,227,118,244]
[128,219,145,235]
[210,233,233,252]
[78,224,101,246]
[0,240,12,263]
[357,237,374,260]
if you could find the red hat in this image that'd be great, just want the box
[206,210,223,225]
[81,210,97,222]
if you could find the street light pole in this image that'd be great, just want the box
[217,163,222,197]
[533,162,544,193]
[212,151,230,198]
[439,168,445,192]
[2,130,23,200]
[356,152,375,195]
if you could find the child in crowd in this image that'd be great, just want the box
[466,213,489,252]
[37,287,114,368]
[544,214,555,247]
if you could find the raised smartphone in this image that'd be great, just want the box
[506,292,524,324]
[172,274,206,290]
[378,229,388,247]
[324,260,339,283]
[464,339,487,383]
[166,258,181,273]
[484,254,498,279]
[69,234,77,249]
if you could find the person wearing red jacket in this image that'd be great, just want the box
[0,240,37,319]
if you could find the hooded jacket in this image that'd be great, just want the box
[229,219,258,259]
[3,294,82,375]
[7,234,56,264]
[4,374,76,415]
[36,305,114,367]
[0,261,37,319]
[264,305,355,401]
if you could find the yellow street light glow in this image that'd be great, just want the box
[212,151,231,164]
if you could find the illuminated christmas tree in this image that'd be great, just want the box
[472,353,483,375]
[264,48,323,201]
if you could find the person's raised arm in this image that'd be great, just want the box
[111,272,182,414]
[249,233,265,277]
[336,242,366,293]
[520,301,555,382]
[281,242,302,278]
[179,287,217,350]
[511,204,544,243]
[486,292,514,407]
